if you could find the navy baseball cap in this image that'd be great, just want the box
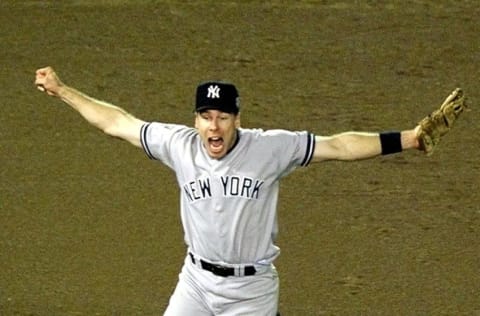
[195,81,240,114]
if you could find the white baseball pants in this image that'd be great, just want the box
[164,255,279,315]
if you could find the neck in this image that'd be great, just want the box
[226,129,240,156]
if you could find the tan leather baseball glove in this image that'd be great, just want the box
[417,88,468,155]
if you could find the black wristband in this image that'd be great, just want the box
[379,131,402,155]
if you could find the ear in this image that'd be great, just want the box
[235,113,241,128]
[194,113,200,128]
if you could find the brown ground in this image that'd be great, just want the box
[1,1,479,315]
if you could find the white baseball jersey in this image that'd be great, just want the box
[140,122,315,265]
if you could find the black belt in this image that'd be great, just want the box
[189,253,256,277]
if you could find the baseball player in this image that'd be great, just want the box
[34,66,466,315]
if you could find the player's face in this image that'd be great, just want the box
[195,110,240,159]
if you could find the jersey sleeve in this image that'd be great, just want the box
[261,129,315,178]
[140,122,193,169]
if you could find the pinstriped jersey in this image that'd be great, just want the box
[140,122,315,265]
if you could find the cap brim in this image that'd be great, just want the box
[195,105,238,114]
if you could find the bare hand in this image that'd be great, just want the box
[34,66,63,96]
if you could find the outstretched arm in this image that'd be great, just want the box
[35,66,145,148]
[311,88,468,163]
[311,129,420,163]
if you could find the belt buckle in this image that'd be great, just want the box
[210,263,233,277]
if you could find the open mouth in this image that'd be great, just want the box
[208,136,224,153]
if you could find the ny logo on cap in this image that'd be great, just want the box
[207,85,220,99]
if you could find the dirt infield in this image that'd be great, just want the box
[1,1,479,315]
